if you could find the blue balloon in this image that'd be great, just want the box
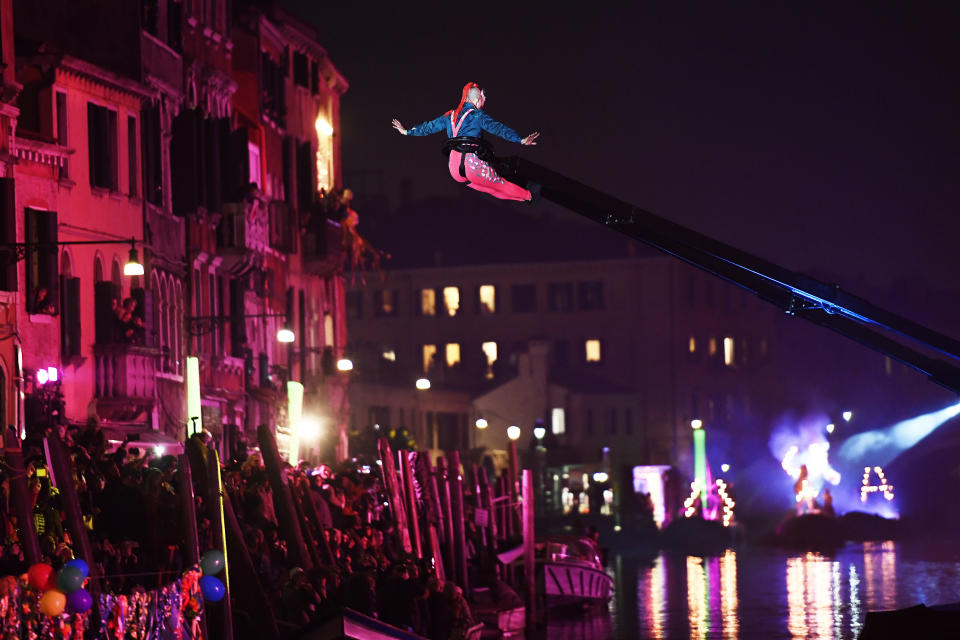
[65,588,93,614]
[200,550,225,576]
[199,576,225,602]
[64,558,90,579]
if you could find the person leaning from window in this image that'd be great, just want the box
[32,287,55,314]
[114,297,146,344]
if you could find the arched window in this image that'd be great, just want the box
[94,254,103,282]
[111,258,122,291]
[174,280,183,375]
[60,251,72,278]
[153,272,167,371]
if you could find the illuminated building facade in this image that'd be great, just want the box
[6,0,350,461]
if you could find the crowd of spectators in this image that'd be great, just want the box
[0,420,498,639]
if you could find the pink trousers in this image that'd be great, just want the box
[447,151,531,201]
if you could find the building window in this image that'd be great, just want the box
[585,339,603,363]
[708,337,718,358]
[551,407,566,435]
[248,142,261,189]
[548,282,573,312]
[445,343,461,368]
[723,337,735,366]
[375,289,398,317]
[346,290,363,319]
[25,208,58,314]
[56,92,69,179]
[293,51,310,88]
[127,115,138,197]
[88,103,118,191]
[324,313,334,347]
[443,286,460,317]
[688,336,697,354]
[420,288,436,316]
[481,341,497,379]
[422,344,437,373]
[578,281,604,311]
[478,284,496,314]
[510,284,536,313]
[381,348,396,362]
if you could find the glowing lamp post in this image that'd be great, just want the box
[415,378,431,390]
[691,419,707,513]
[475,417,488,429]
[185,356,202,439]
[507,425,521,441]
[287,381,304,464]
[533,425,546,440]
[336,358,354,372]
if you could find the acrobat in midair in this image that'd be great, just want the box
[392,82,539,202]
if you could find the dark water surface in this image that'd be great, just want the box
[543,541,960,639]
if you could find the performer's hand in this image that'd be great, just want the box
[521,132,540,146]
[391,119,408,135]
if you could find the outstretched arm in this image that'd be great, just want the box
[393,115,447,137]
[521,132,540,146]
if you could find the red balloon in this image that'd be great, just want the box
[27,563,55,591]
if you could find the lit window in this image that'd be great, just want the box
[723,337,735,366]
[688,336,697,353]
[445,343,461,367]
[482,341,497,379]
[708,337,718,357]
[479,285,496,314]
[422,344,437,373]
[585,339,602,363]
[551,407,566,434]
[315,115,334,192]
[376,290,397,317]
[443,286,460,317]
[248,141,261,189]
[324,313,334,346]
[421,289,436,316]
[382,349,396,362]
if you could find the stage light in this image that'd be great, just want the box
[721,463,730,473]
[839,401,960,467]
[826,423,835,434]
[843,411,853,422]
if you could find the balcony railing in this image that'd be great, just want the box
[302,216,343,276]
[94,344,160,421]
[217,198,269,274]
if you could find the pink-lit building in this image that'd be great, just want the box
[7,0,352,462]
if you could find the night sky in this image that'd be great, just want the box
[283,1,960,293]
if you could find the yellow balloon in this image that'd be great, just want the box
[39,590,66,617]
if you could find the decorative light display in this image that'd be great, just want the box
[716,478,736,527]
[683,481,701,519]
[861,465,894,503]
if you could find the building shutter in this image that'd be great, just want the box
[171,109,200,215]
[60,276,81,358]
[222,126,250,203]
[133,287,154,347]
[0,179,15,291]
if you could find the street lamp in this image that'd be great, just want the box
[4,236,143,274]
[691,419,703,429]
[186,312,294,343]
[336,358,354,372]
[415,377,431,390]
[475,417,488,429]
[533,424,546,440]
[507,425,521,441]
[123,244,145,276]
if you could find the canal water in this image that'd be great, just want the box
[544,540,960,639]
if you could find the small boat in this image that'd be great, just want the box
[538,536,614,609]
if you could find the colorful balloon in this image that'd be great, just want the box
[65,588,93,614]
[27,563,55,591]
[56,565,84,594]
[199,575,225,602]
[64,558,90,579]
[39,590,66,616]
[200,550,225,575]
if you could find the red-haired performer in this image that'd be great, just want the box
[392,82,539,201]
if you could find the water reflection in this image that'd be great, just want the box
[551,541,960,639]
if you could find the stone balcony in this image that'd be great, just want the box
[303,216,344,277]
[217,195,269,275]
[94,343,161,422]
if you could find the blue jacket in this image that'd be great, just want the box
[406,102,522,143]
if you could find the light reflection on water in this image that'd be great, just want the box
[548,542,960,639]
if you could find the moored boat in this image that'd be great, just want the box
[538,536,614,608]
